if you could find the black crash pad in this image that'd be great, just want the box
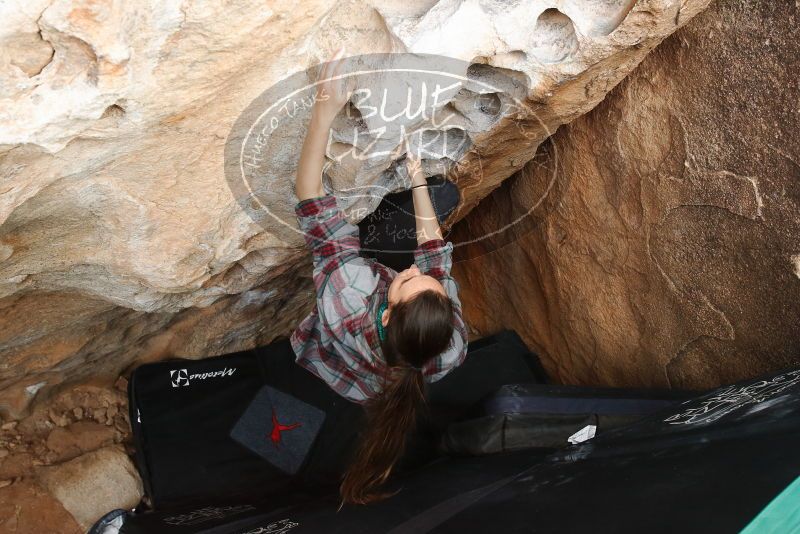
[127,330,544,510]
[119,366,800,534]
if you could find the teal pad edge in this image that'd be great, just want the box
[740,475,800,534]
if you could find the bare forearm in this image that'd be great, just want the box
[296,114,332,200]
[410,177,443,245]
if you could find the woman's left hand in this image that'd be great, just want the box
[312,47,355,125]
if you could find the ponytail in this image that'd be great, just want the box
[339,289,454,507]
[339,365,424,505]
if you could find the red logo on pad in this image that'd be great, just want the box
[269,408,301,447]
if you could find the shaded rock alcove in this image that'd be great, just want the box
[451,0,800,390]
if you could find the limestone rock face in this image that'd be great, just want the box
[0,381,132,529]
[0,479,82,534]
[36,445,143,530]
[451,1,800,389]
[0,0,711,419]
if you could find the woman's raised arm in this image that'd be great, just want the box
[296,47,354,201]
[406,151,444,245]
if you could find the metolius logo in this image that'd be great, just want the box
[170,369,189,387]
[169,367,237,388]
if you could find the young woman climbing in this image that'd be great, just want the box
[290,47,469,506]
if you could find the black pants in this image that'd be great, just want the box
[358,176,460,272]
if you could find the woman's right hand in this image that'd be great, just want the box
[312,47,355,126]
[405,142,426,186]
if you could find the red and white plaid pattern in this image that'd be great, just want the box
[289,194,468,403]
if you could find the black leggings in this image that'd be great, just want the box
[357,176,460,272]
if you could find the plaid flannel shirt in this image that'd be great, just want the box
[289,194,468,404]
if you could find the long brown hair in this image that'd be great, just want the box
[339,288,455,506]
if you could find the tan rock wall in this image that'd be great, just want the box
[451,1,800,389]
